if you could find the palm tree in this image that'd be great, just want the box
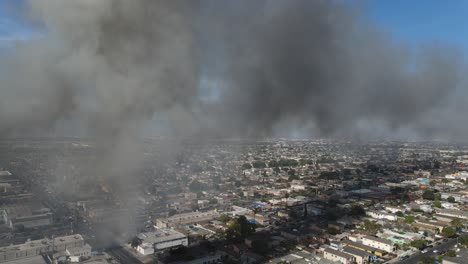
[253,206,261,225]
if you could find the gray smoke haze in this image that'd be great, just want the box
[0,0,466,234]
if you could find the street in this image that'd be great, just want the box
[399,238,458,264]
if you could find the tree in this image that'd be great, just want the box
[225,216,255,241]
[447,196,456,203]
[405,215,416,224]
[268,160,279,167]
[131,236,142,248]
[410,239,427,250]
[419,256,435,264]
[241,163,252,170]
[168,209,177,216]
[451,218,464,229]
[446,249,457,257]
[218,214,231,223]
[441,226,456,238]
[361,220,382,235]
[349,204,365,217]
[459,234,468,246]
[429,181,436,186]
[422,190,435,200]
[189,180,208,191]
[396,211,404,217]
[434,199,442,208]
[252,160,267,169]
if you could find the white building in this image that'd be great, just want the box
[137,229,188,255]
[362,236,395,253]
[385,206,403,214]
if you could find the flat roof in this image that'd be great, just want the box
[0,234,84,253]
[138,229,186,244]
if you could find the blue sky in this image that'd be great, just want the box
[0,0,467,52]
[366,0,468,51]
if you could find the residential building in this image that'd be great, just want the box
[323,248,355,264]
[362,236,395,253]
[343,246,370,264]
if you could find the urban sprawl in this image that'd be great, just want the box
[0,139,467,264]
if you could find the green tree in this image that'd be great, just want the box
[419,256,435,264]
[396,211,404,217]
[225,216,255,241]
[447,196,456,203]
[434,199,441,208]
[446,249,457,257]
[361,220,382,235]
[451,218,464,229]
[410,239,427,250]
[422,190,435,200]
[429,181,436,186]
[218,214,231,223]
[405,215,416,224]
[458,234,468,246]
[441,226,456,238]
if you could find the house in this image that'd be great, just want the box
[341,239,385,257]
[366,211,397,221]
[362,236,395,252]
[323,248,355,264]
[435,209,468,220]
[343,246,370,264]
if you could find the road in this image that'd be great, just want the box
[399,238,458,264]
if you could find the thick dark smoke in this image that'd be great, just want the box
[0,0,464,140]
[198,0,463,138]
[0,0,465,234]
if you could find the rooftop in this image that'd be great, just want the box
[324,248,354,259]
[138,229,186,244]
[363,235,394,246]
